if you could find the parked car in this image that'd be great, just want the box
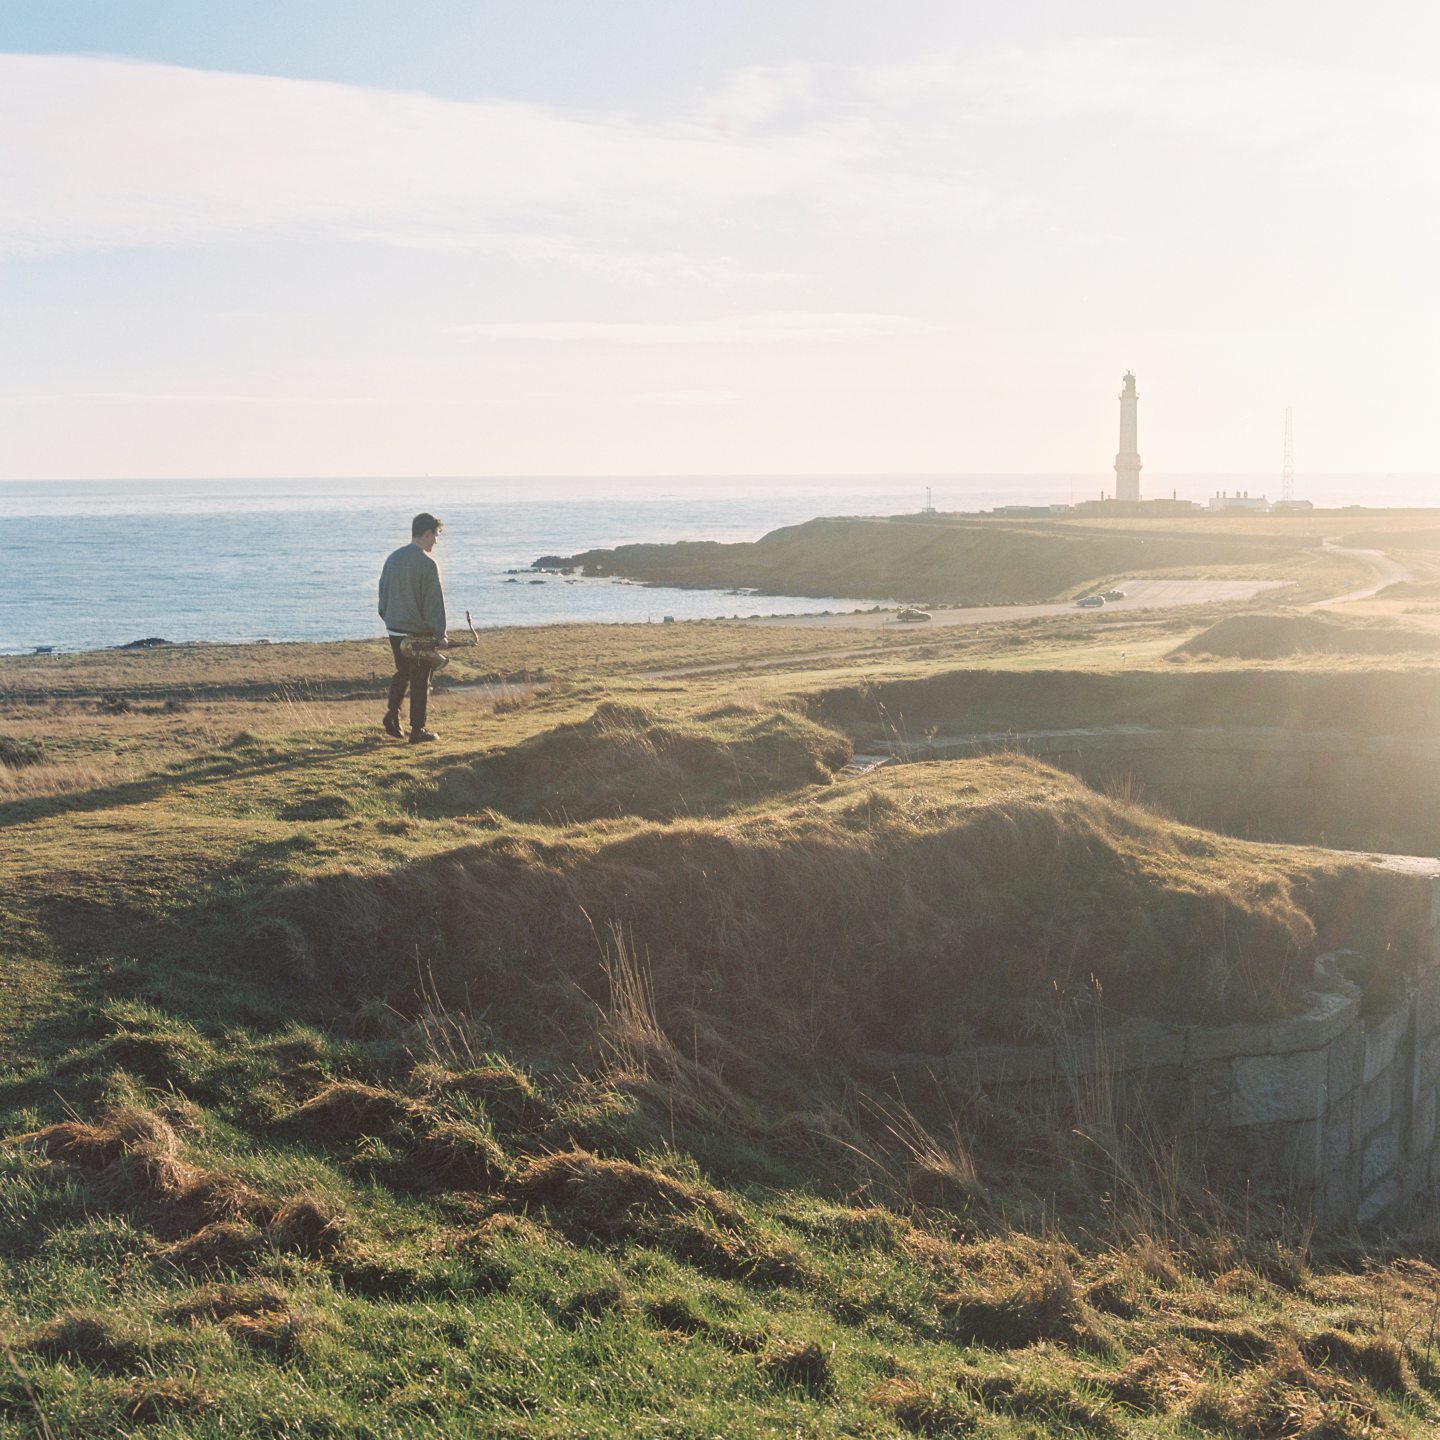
[1075,594,1105,608]
[1102,588,1128,601]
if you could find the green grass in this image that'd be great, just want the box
[5,582,1440,1436]
[7,970,1440,1440]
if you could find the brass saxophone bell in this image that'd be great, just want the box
[399,636,448,670]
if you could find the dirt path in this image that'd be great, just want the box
[1305,545,1410,609]
[743,576,1291,633]
[634,578,1288,680]
[443,677,549,701]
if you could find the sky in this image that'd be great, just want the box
[1,1,1436,482]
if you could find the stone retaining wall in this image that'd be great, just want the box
[933,876,1440,1224]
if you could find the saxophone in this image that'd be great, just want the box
[399,611,480,671]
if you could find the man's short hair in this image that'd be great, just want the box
[412,512,443,538]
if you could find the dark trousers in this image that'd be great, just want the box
[386,635,430,731]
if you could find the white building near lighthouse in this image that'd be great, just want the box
[1115,371,1142,502]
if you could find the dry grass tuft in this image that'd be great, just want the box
[32,1106,179,1171]
[1301,1329,1418,1398]
[409,1119,509,1190]
[452,1212,560,1249]
[1082,1238,1183,1320]
[506,1148,742,1241]
[25,1311,142,1370]
[1186,1337,1378,1439]
[218,1308,312,1355]
[780,1204,909,1252]
[284,1081,422,1143]
[962,1363,1122,1437]
[900,1227,982,1279]
[165,1170,277,1232]
[26,1102,355,1281]
[414,1062,550,1132]
[557,1281,630,1328]
[164,1277,316,1351]
[26,1102,358,1285]
[1103,1344,1205,1412]
[862,1092,983,1211]
[0,756,122,800]
[941,1254,1115,1353]
[28,1106,276,1237]
[165,1280,292,1325]
[268,1190,346,1256]
[642,1295,711,1339]
[1176,1319,1276,1365]
[594,923,757,1129]
[504,1147,809,1284]
[760,1339,835,1396]
[287,1079,510,1192]
[867,1374,978,1435]
[642,1211,812,1288]
[111,1374,218,1422]
[156,1219,266,1274]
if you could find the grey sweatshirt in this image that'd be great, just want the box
[378,544,446,639]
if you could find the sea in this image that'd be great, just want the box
[1,473,1435,654]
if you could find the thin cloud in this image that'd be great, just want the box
[865,38,1433,164]
[0,390,464,407]
[455,313,942,345]
[0,53,998,260]
[0,43,1427,272]
[622,390,741,407]
[351,228,801,287]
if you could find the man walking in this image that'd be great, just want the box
[379,512,447,742]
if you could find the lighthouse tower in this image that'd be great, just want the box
[1114,371,1142,502]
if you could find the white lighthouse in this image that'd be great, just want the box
[1114,371,1142,503]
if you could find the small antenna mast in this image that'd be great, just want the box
[1282,405,1294,504]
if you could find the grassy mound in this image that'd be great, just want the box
[1175,612,1440,660]
[427,700,851,820]
[271,757,1418,1052]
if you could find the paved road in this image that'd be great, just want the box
[748,577,1292,633]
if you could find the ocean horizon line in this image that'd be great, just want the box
[3,469,1437,486]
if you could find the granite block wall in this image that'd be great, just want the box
[939,875,1440,1225]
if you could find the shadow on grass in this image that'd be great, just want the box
[0,732,383,827]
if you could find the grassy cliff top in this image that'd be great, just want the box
[550,512,1391,605]
[4,601,1440,1436]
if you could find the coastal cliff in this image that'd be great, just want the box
[541,514,1315,603]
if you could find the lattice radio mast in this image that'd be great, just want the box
[1282,405,1294,504]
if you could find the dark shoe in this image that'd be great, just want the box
[382,710,403,738]
[409,727,439,743]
